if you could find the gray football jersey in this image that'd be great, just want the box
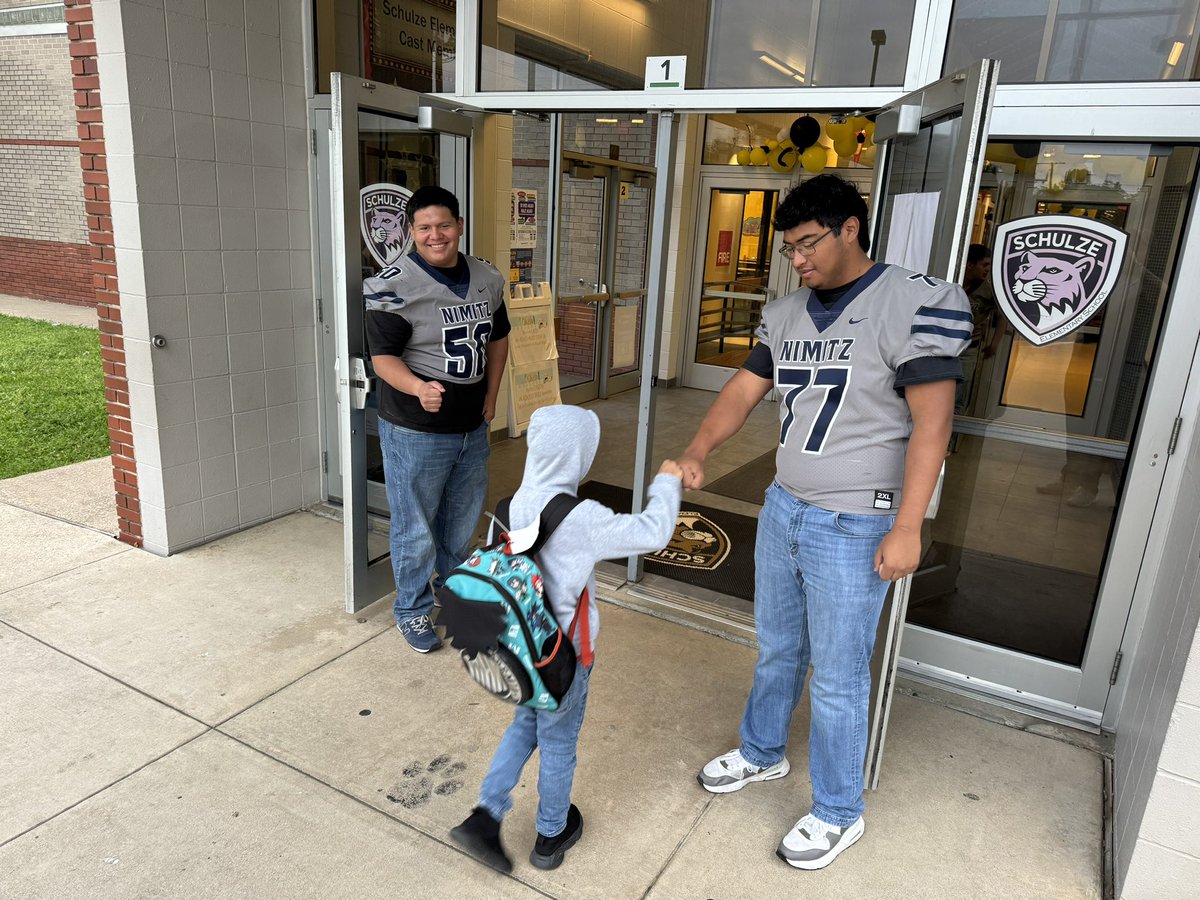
[363,254,506,384]
[756,263,971,515]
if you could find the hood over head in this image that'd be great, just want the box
[522,404,599,494]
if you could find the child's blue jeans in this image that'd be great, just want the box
[478,661,592,837]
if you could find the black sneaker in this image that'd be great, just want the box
[529,804,583,870]
[450,807,512,874]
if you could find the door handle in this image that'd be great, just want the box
[340,356,374,410]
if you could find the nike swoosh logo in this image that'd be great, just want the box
[477,287,487,292]
[849,316,868,324]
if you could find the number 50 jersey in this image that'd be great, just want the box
[756,263,971,516]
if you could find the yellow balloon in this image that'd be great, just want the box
[826,118,854,141]
[800,144,826,174]
[736,149,752,166]
[862,121,876,145]
[834,136,859,158]
[769,145,797,172]
[749,145,769,165]
[766,138,779,151]
[848,115,870,133]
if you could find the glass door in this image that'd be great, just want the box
[556,150,655,405]
[683,174,789,392]
[862,59,999,786]
[906,140,1200,724]
[327,74,474,613]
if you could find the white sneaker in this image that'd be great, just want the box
[1066,485,1098,508]
[776,814,864,870]
[696,748,790,794]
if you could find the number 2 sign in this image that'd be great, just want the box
[645,56,686,90]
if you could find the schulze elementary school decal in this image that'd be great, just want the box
[991,214,1128,346]
[360,183,414,269]
[651,511,732,571]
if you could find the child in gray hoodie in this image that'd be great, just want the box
[449,404,682,873]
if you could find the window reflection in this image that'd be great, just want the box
[946,0,1200,83]
[478,0,914,91]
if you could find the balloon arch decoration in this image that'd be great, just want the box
[733,114,877,174]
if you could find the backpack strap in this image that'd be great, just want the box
[493,493,583,555]
[567,587,594,668]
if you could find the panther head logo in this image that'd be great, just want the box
[993,215,1128,346]
[368,209,409,264]
[1011,250,1094,333]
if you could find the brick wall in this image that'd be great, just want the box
[65,0,141,546]
[0,22,93,304]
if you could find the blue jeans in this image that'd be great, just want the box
[377,418,490,623]
[740,482,894,828]
[478,662,592,837]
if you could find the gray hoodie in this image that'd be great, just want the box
[499,405,682,655]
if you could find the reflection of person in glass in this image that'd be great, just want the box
[956,244,1004,416]
[362,186,511,653]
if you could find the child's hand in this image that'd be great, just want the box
[658,459,684,480]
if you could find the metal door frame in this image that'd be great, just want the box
[329,73,477,613]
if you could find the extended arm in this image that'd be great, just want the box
[874,379,955,581]
[678,368,774,490]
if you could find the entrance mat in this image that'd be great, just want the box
[908,541,1097,666]
[704,450,776,503]
[577,481,757,603]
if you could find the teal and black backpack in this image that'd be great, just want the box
[435,494,590,711]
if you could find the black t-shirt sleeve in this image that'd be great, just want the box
[893,355,963,395]
[491,303,511,341]
[365,309,413,358]
[742,342,774,379]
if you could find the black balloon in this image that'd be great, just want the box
[1012,141,1039,159]
[789,115,821,150]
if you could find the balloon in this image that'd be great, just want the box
[765,138,779,151]
[801,144,826,174]
[826,118,855,141]
[789,115,822,150]
[736,149,752,166]
[1012,141,1039,159]
[848,115,870,133]
[862,121,876,145]
[749,145,769,165]
[769,144,797,172]
[856,144,877,166]
[833,136,859,158]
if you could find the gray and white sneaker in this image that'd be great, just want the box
[697,748,790,794]
[776,814,864,870]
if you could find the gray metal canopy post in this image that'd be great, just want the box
[627,110,678,582]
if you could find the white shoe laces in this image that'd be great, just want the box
[407,615,433,636]
[795,814,833,844]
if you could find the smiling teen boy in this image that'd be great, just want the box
[363,186,510,653]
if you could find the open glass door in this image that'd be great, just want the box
[328,74,474,613]
[863,59,1000,786]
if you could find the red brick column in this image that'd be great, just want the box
[66,0,141,548]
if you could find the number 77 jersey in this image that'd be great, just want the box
[756,263,972,516]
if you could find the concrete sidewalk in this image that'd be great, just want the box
[0,469,1104,899]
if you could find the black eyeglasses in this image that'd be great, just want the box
[779,229,834,258]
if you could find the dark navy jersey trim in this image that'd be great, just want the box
[916,305,973,322]
[911,324,972,340]
[806,263,889,334]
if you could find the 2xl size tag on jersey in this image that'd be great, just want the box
[873,490,894,510]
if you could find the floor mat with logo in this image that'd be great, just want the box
[577,481,757,602]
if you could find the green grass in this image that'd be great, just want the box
[0,313,110,480]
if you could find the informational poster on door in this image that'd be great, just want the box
[510,248,533,285]
[715,229,733,266]
[612,304,638,369]
[511,188,538,249]
[505,281,561,433]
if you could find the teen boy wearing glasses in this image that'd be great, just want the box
[678,174,971,870]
